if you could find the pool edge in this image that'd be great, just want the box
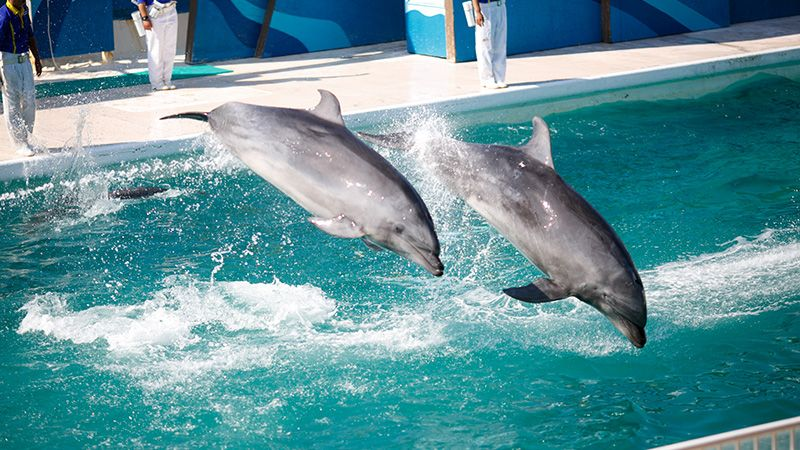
[1,45,799,183]
[345,45,800,127]
[0,136,199,183]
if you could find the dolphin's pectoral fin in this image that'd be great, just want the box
[310,90,345,126]
[503,278,569,303]
[517,117,554,169]
[361,237,384,252]
[309,215,365,239]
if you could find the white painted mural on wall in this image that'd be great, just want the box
[406,0,445,17]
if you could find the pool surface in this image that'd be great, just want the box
[1,72,799,448]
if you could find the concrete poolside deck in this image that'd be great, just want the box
[1,15,799,163]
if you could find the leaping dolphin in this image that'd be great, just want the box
[162,90,443,276]
[359,117,647,347]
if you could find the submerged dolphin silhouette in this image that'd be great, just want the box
[359,118,647,347]
[108,187,167,200]
[162,90,443,276]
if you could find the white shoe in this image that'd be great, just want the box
[167,84,177,90]
[15,144,34,157]
[496,82,508,88]
[482,82,500,89]
[152,85,170,91]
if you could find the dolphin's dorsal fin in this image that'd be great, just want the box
[309,215,365,239]
[518,117,554,169]
[310,90,345,126]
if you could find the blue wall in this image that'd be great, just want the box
[23,0,800,62]
[190,0,257,61]
[189,0,405,63]
[405,0,800,62]
[31,0,115,58]
[730,0,800,24]
[609,0,730,42]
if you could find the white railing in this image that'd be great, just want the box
[652,416,800,450]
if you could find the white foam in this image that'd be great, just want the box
[82,197,124,218]
[0,182,55,202]
[216,280,337,331]
[155,188,183,199]
[644,228,800,326]
[17,227,800,383]
[326,310,446,351]
[447,286,631,356]
[17,276,447,387]
[18,277,337,350]
[18,292,196,350]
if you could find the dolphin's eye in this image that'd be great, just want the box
[394,224,405,234]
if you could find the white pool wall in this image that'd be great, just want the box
[348,46,800,128]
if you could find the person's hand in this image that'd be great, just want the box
[34,58,42,77]
[475,11,484,26]
[142,18,152,30]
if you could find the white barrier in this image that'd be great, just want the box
[653,416,800,450]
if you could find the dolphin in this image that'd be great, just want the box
[359,117,647,347]
[161,90,443,276]
[27,186,169,226]
[108,186,168,200]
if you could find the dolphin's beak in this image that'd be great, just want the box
[418,252,444,277]
[160,112,209,122]
[610,315,647,348]
[396,236,443,277]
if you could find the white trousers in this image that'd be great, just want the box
[475,1,507,85]
[0,54,35,147]
[145,7,178,89]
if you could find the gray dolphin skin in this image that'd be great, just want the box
[161,90,443,276]
[359,118,647,347]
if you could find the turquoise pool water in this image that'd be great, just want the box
[1,72,799,448]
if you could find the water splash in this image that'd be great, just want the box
[644,228,800,326]
[209,245,233,284]
[17,276,446,388]
[13,225,800,393]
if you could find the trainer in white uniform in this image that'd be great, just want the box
[472,0,507,89]
[0,0,42,157]
[136,0,178,91]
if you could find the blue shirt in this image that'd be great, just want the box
[137,0,155,5]
[0,1,33,54]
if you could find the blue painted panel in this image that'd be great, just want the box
[189,0,404,62]
[610,0,730,42]
[405,1,446,58]
[730,0,800,23]
[191,0,260,62]
[32,0,115,58]
[264,1,405,57]
[453,0,602,62]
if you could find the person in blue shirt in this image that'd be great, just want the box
[0,0,42,157]
[135,0,178,91]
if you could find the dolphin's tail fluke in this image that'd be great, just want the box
[358,131,414,150]
[160,112,209,122]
